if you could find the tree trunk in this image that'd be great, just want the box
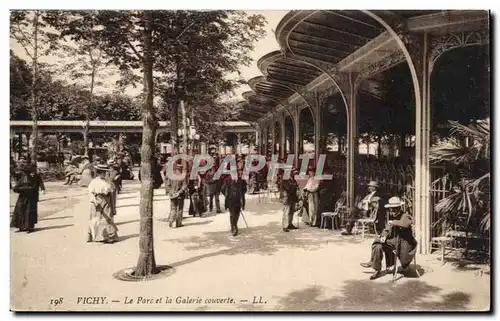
[170,97,179,153]
[30,11,40,165]
[377,135,382,157]
[84,63,96,157]
[18,133,23,159]
[83,124,90,156]
[135,12,159,277]
[181,100,188,155]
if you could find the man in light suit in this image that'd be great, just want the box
[342,181,379,235]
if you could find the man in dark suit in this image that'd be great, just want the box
[222,170,247,236]
[280,168,299,232]
[360,196,417,280]
[205,166,223,213]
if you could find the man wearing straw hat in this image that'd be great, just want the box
[360,196,417,280]
[342,181,380,235]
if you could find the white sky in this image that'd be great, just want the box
[10,10,288,102]
[235,10,287,98]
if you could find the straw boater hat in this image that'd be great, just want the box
[94,164,110,172]
[384,196,404,208]
[367,181,379,188]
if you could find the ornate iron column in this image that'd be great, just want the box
[293,105,301,167]
[312,92,322,164]
[270,115,276,156]
[345,73,359,209]
[279,112,286,159]
[404,32,431,255]
[255,126,260,154]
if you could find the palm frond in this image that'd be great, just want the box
[430,138,476,164]
[480,211,490,231]
[449,120,489,143]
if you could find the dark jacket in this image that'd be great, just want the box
[205,169,223,195]
[380,212,418,267]
[281,178,298,205]
[11,171,45,230]
[223,178,247,209]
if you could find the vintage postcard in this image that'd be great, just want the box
[9,9,490,312]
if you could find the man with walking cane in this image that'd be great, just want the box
[222,169,247,236]
[359,197,417,280]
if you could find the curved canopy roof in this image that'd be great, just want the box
[276,11,386,64]
[239,10,489,122]
[257,51,323,86]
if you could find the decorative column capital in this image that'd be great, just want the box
[428,30,489,73]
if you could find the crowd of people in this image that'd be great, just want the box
[11,150,418,280]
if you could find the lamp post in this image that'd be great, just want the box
[177,128,185,153]
[177,127,200,154]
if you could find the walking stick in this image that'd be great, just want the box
[240,210,249,228]
[393,234,400,282]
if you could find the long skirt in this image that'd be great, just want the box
[11,193,37,231]
[88,194,118,243]
[307,191,319,226]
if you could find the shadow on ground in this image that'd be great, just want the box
[182,220,213,227]
[164,221,366,260]
[267,280,473,311]
[40,215,73,221]
[33,224,74,232]
[115,219,140,226]
[117,233,140,242]
[116,197,168,209]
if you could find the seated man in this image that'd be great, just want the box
[360,196,417,280]
[63,161,79,186]
[341,181,380,235]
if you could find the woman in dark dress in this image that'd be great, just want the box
[11,163,45,233]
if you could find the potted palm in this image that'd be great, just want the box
[430,119,490,261]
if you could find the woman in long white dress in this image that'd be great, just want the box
[87,164,118,243]
[302,167,321,227]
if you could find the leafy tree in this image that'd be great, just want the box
[48,11,117,155]
[10,51,32,120]
[91,93,141,121]
[46,10,265,278]
[10,10,59,163]
[153,11,266,150]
